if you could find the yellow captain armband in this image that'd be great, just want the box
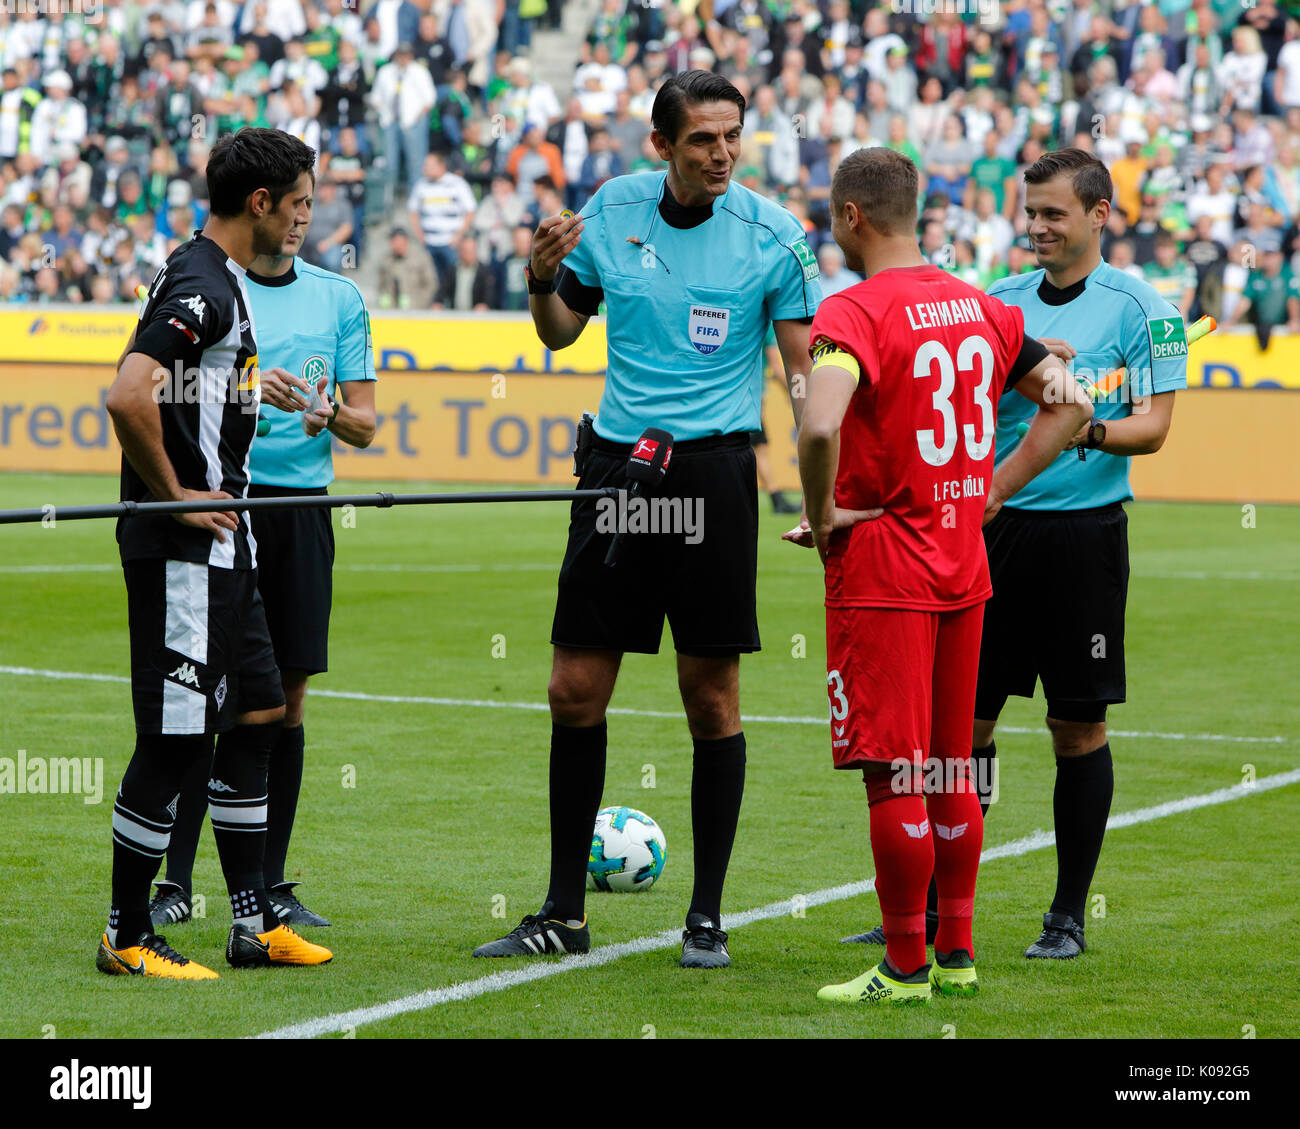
[810,339,861,383]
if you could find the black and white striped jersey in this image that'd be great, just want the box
[117,232,262,570]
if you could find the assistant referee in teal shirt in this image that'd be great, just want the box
[473,71,823,969]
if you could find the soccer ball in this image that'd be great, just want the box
[587,806,667,892]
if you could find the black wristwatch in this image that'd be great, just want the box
[327,394,340,424]
[525,264,555,294]
[1084,421,1107,449]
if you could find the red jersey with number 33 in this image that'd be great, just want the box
[809,265,1027,610]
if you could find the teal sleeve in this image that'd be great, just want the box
[767,227,821,321]
[336,286,376,384]
[1125,294,1188,397]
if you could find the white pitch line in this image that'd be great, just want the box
[0,563,1296,582]
[254,767,1300,1040]
[0,665,1288,745]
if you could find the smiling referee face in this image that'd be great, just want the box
[651,101,744,207]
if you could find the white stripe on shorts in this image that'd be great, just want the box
[162,679,207,735]
[164,560,208,664]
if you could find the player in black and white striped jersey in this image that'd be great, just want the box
[97,128,333,980]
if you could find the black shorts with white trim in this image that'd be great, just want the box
[124,559,284,735]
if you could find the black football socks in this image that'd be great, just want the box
[544,720,607,923]
[687,732,747,926]
[1050,742,1114,924]
[162,747,210,893]
[209,722,280,932]
[264,723,306,890]
[109,734,210,945]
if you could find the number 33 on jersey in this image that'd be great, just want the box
[807,264,1030,612]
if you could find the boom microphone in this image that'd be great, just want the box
[604,427,674,567]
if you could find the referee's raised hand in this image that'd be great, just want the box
[530,211,585,282]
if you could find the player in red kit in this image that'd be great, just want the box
[786,148,1092,1004]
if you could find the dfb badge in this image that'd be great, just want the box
[688,304,730,355]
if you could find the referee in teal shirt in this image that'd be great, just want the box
[150,196,378,931]
[473,71,822,969]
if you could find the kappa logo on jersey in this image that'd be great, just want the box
[180,294,206,323]
[902,819,931,839]
[688,304,730,355]
[168,662,201,687]
[793,238,819,281]
[1146,316,1188,359]
[167,317,199,343]
[208,779,236,794]
[632,438,659,461]
[936,823,968,840]
[214,675,227,709]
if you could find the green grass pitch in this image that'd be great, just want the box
[0,472,1296,1039]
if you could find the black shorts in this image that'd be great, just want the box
[974,502,1129,724]
[551,432,760,657]
[124,559,283,735]
[249,484,334,675]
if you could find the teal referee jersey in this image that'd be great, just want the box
[561,171,822,442]
[247,260,376,488]
[988,260,1188,511]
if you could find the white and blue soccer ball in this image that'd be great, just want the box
[587,806,667,892]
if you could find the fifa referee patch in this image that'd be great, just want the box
[1146,316,1188,360]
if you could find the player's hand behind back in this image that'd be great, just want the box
[782,506,884,565]
[530,211,585,283]
[174,488,239,543]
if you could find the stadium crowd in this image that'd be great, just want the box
[1,0,1297,344]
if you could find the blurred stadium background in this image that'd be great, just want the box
[0,0,1295,498]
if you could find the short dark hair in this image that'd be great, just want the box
[206,127,316,218]
[651,70,746,144]
[1023,147,1113,213]
[830,147,918,237]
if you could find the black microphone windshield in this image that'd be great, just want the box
[625,428,674,487]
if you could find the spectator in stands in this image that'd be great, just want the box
[1220,26,1268,114]
[507,123,565,200]
[817,241,859,297]
[320,35,369,134]
[1143,230,1198,318]
[473,172,528,267]
[301,176,353,273]
[1225,247,1300,349]
[1187,162,1238,247]
[377,226,436,310]
[437,233,496,311]
[575,126,623,202]
[327,125,368,254]
[30,71,86,165]
[1107,237,1144,281]
[925,115,974,205]
[371,41,436,193]
[407,150,477,292]
[498,222,533,311]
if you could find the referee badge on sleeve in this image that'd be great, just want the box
[1146,316,1187,359]
[689,305,730,355]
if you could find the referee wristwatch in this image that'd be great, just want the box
[524,264,555,294]
[326,393,340,426]
[1084,421,1107,449]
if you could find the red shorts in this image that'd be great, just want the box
[825,603,984,770]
